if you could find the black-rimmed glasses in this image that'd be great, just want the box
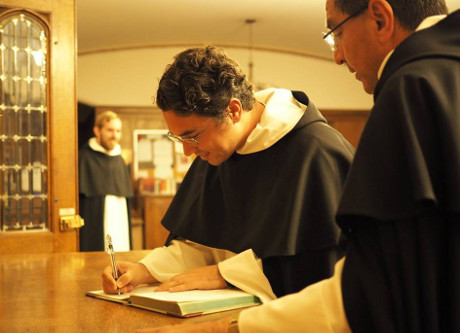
[165,111,232,147]
[166,132,200,147]
[322,6,368,51]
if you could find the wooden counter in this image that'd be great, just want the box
[0,250,240,332]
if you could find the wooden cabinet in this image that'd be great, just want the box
[143,195,173,249]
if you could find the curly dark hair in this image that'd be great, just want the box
[156,46,255,119]
[334,0,447,31]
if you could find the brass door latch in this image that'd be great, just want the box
[59,215,84,231]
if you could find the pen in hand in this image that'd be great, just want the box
[105,234,121,296]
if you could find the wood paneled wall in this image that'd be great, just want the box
[322,109,370,148]
[95,106,168,165]
[93,107,370,160]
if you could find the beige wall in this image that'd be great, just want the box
[77,46,373,110]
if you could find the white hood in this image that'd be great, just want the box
[88,137,121,156]
[237,88,306,155]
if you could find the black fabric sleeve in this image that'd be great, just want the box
[262,245,345,297]
[342,211,460,333]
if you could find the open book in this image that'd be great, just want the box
[86,285,261,318]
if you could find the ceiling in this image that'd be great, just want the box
[76,0,460,61]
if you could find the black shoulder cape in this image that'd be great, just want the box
[338,11,460,333]
[79,142,133,198]
[79,142,133,251]
[162,93,355,259]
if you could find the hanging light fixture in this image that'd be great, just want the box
[245,18,256,83]
[244,18,274,91]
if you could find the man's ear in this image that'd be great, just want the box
[93,125,100,138]
[368,0,395,43]
[227,98,242,123]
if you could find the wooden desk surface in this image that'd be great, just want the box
[0,250,240,332]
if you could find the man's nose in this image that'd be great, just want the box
[333,46,345,65]
[182,142,197,156]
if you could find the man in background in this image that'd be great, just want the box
[137,0,459,332]
[79,110,133,252]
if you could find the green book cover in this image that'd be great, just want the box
[87,286,261,318]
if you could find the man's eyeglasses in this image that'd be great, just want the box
[165,112,231,148]
[166,132,200,147]
[322,6,368,51]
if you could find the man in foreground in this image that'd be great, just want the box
[102,46,354,305]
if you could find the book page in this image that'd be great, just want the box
[87,285,156,301]
[134,288,256,303]
[87,289,130,301]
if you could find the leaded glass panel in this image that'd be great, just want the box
[0,12,48,232]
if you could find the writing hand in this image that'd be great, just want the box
[155,264,227,292]
[101,261,158,294]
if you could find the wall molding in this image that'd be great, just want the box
[78,41,333,62]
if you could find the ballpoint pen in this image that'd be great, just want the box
[105,234,121,296]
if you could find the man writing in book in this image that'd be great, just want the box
[102,46,354,304]
[135,0,460,332]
